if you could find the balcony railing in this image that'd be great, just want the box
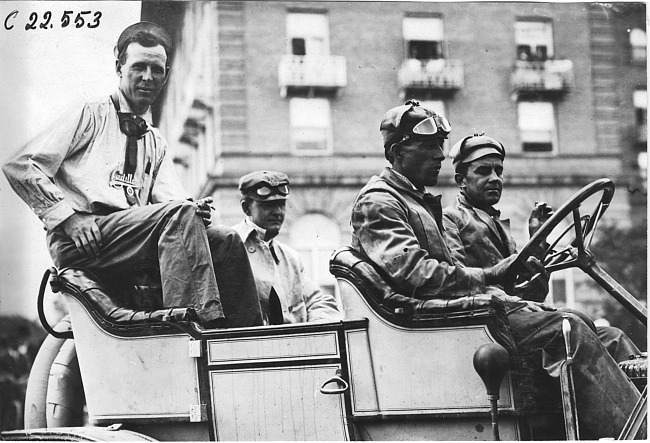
[278,55,347,97]
[398,58,464,91]
[511,60,575,95]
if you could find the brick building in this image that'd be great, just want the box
[142,2,646,310]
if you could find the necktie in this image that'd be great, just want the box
[110,93,149,205]
[268,287,284,325]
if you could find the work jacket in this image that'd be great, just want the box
[233,219,343,324]
[351,167,486,300]
[443,193,548,301]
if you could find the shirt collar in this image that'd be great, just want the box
[389,167,423,193]
[244,217,274,245]
[458,193,501,218]
[116,89,153,125]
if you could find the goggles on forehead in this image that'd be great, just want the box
[249,184,290,198]
[411,114,452,136]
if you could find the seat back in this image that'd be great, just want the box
[51,268,199,333]
[329,247,558,423]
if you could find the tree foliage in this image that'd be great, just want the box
[591,220,647,350]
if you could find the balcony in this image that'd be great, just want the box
[397,58,464,95]
[511,60,574,97]
[278,55,347,98]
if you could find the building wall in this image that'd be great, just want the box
[147,1,646,305]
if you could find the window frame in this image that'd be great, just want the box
[514,19,554,62]
[402,15,446,61]
[289,97,334,156]
[517,101,558,155]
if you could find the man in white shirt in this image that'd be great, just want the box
[2,22,262,328]
[233,171,342,325]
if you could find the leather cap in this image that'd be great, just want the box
[239,170,290,201]
[449,133,505,170]
[115,21,172,58]
[380,100,449,149]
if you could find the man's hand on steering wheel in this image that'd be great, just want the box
[195,197,214,228]
[484,254,518,286]
[528,201,554,237]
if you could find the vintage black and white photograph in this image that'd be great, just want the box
[0,1,646,440]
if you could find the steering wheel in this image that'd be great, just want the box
[504,178,615,294]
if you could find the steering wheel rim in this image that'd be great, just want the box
[504,178,615,294]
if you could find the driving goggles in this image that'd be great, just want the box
[411,114,452,136]
[248,184,290,198]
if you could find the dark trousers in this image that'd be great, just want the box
[508,310,643,439]
[47,200,262,327]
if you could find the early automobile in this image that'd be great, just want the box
[1,178,646,441]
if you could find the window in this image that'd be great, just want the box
[515,20,553,61]
[289,213,341,298]
[518,101,556,153]
[286,13,329,56]
[630,28,647,63]
[289,98,332,155]
[634,89,647,184]
[403,17,444,60]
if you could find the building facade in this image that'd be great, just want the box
[143,1,647,312]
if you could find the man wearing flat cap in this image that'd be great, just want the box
[233,171,342,325]
[443,132,640,361]
[350,103,643,439]
[3,22,262,329]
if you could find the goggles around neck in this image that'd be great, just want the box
[117,112,149,138]
[111,93,149,138]
[248,184,290,199]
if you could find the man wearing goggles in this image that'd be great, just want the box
[350,104,643,439]
[233,171,342,325]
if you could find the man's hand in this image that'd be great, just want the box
[494,293,556,313]
[195,197,214,228]
[60,213,102,258]
[528,202,554,237]
[484,254,517,286]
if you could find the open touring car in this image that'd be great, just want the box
[1,178,646,441]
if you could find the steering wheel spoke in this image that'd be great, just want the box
[503,178,615,295]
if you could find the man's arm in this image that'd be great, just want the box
[149,145,190,203]
[352,190,486,299]
[2,101,96,231]
[442,209,468,267]
[303,274,344,322]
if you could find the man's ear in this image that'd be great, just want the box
[163,67,170,84]
[115,59,123,77]
[391,143,403,161]
[241,200,251,216]
[454,173,466,188]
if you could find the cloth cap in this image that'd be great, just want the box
[239,171,290,201]
[115,22,173,58]
[449,133,505,170]
[380,100,449,149]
